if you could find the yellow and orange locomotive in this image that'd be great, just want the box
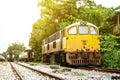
[42,21,100,66]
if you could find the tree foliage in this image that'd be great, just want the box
[101,35,120,69]
[6,42,26,61]
[29,0,120,68]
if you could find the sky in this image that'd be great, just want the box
[94,0,120,8]
[0,0,120,53]
[0,0,40,53]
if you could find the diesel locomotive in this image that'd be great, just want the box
[42,21,100,66]
[19,49,34,62]
[7,54,15,62]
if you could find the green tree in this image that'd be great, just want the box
[29,0,103,61]
[6,42,26,61]
[29,0,120,69]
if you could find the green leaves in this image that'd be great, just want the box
[6,42,26,61]
[101,35,120,69]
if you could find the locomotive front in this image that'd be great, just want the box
[7,54,15,62]
[64,22,101,66]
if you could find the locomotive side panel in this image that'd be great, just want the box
[61,29,67,50]
[48,31,61,53]
[42,31,63,54]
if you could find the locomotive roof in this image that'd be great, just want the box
[24,49,32,52]
[0,55,5,60]
[43,21,98,41]
[65,21,97,29]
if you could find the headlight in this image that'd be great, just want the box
[12,55,15,58]
[19,55,21,58]
[7,55,9,58]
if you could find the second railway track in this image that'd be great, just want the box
[79,66,120,74]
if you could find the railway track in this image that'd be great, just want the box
[77,67,120,79]
[9,62,120,80]
[15,63,64,80]
[80,67,120,74]
[10,62,24,80]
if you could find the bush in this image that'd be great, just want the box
[100,34,120,69]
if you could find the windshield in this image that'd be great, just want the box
[68,26,77,34]
[90,27,97,34]
[79,26,88,34]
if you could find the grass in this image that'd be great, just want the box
[61,68,71,72]
[25,62,37,66]
[76,73,85,76]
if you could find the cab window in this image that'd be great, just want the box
[90,27,97,34]
[79,26,88,34]
[68,26,77,34]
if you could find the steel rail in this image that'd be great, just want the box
[80,67,120,74]
[17,63,64,80]
[10,62,24,80]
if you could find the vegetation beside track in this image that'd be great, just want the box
[101,35,120,69]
